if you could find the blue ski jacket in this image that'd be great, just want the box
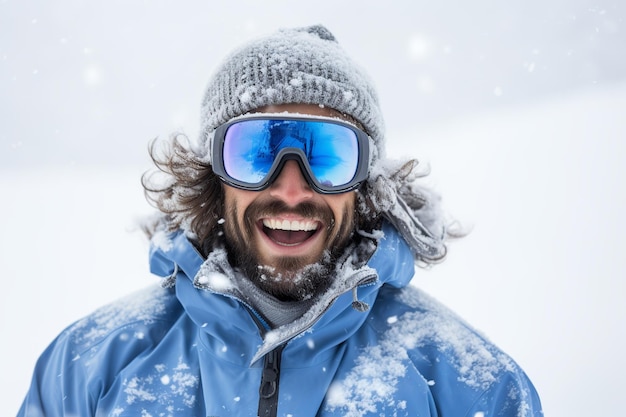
[19,222,542,416]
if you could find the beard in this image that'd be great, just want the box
[222,198,356,301]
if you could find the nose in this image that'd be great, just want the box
[268,160,314,205]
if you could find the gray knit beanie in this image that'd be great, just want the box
[199,25,385,163]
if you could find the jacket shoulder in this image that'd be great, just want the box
[363,284,542,416]
[63,284,181,354]
[18,284,186,417]
[372,285,517,388]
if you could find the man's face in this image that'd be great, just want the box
[221,104,357,301]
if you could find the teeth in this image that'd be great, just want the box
[263,219,318,231]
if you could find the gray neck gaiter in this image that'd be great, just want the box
[233,272,316,328]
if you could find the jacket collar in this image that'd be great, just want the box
[149,221,415,364]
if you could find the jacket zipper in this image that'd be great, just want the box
[245,274,376,416]
[257,344,285,417]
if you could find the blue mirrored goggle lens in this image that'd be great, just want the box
[222,119,360,188]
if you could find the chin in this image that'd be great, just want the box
[259,254,324,279]
[255,260,334,301]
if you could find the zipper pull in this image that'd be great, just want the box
[258,345,284,417]
[351,287,370,312]
[260,352,279,399]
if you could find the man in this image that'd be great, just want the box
[19,25,542,417]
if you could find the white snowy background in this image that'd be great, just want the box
[2,1,625,415]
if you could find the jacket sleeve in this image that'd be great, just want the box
[17,329,98,417]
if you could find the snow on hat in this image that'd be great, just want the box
[199,24,385,163]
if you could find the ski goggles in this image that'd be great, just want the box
[211,115,370,194]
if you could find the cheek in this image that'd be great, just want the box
[327,193,356,218]
[325,194,356,241]
[223,187,256,221]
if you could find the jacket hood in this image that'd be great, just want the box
[149,221,414,364]
[361,158,448,263]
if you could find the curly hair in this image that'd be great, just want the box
[141,134,225,255]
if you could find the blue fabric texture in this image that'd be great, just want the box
[18,222,542,416]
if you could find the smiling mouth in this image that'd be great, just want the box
[261,218,320,246]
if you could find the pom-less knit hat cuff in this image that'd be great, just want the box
[198,25,385,163]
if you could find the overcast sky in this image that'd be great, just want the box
[2,0,624,168]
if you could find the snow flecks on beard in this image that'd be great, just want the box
[253,247,331,286]
[221,195,356,301]
[254,251,333,299]
[325,286,516,416]
[68,285,169,348]
[116,358,199,416]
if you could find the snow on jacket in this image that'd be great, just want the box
[18,222,542,416]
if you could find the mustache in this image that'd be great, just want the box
[243,199,335,233]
